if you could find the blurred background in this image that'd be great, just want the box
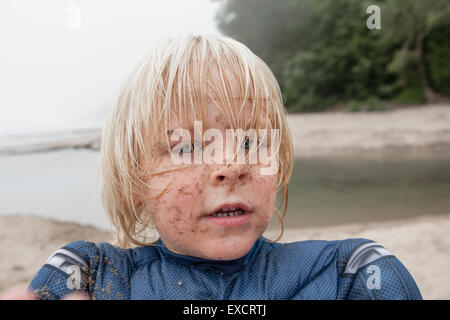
[0,0,449,298]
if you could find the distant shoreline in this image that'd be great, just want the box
[1,104,449,157]
[0,128,101,155]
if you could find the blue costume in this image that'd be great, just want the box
[28,237,422,299]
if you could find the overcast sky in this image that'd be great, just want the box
[0,0,221,137]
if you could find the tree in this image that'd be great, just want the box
[381,0,450,102]
[214,0,450,111]
[214,0,313,81]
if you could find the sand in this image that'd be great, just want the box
[1,103,449,299]
[287,103,450,157]
[0,215,112,295]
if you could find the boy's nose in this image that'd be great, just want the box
[211,164,248,186]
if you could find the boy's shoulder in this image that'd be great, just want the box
[262,238,421,299]
[60,240,160,267]
[265,237,374,265]
[29,240,161,300]
[265,237,405,280]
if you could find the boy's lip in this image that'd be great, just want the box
[205,202,252,216]
[204,202,253,227]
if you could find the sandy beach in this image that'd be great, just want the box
[288,103,450,157]
[1,103,449,299]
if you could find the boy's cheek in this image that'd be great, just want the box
[252,172,278,206]
[253,165,279,188]
[144,160,203,192]
[151,167,205,208]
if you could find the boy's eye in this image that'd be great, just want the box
[240,137,258,150]
[172,143,193,154]
[171,142,202,154]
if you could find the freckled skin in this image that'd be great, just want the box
[139,93,279,261]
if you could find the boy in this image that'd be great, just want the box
[4,34,421,299]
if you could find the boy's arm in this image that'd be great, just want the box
[337,239,422,300]
[28,241,101,300]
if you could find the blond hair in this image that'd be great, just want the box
[98,34,294,248]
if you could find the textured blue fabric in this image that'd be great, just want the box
[28,237,422,300]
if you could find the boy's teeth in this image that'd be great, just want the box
[212,208,244,217]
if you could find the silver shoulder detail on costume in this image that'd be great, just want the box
[343,242,393,274]
[45,248,88,276]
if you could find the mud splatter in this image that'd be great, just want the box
[177,186,193,196]
[195,181,203,194]
[33,285,54,300]
[106,281,112,295]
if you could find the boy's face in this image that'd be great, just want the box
[140,81,279,260]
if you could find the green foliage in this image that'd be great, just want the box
[424,15,450,96]
[214,0,450,112]
[214,0,313,81]
[394,84,426,104]
[380,0,450,101]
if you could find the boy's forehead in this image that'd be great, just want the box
[164,98,261,132]
[158,68,273,135]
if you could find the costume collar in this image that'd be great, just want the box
[156,237,264,274]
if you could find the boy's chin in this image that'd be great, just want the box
[200,236,258,261]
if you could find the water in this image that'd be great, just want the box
[0,149,109,229]
[1,148,449,231]
[280,151,450,229]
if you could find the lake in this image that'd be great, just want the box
[280,150,450,229]
[1,148,449,231]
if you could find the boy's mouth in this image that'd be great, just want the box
[207,202,251,217]
[205,203,252,226]
[210,207,246,217]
